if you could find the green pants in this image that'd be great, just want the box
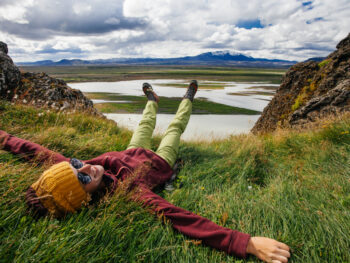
[127,99,192,167]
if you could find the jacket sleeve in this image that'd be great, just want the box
[0,130,68,164]
[134,185,251,258]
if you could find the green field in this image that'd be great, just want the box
[1,101,349,262]
[19,65,286,84]
[85,93,260,115]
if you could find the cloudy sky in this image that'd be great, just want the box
[0,0,349,62]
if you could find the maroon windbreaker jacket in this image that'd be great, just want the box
[0,130,250,258]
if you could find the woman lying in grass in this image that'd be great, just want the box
[0,81,290,262]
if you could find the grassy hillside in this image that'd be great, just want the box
[0,101,349,262]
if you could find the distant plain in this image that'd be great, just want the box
[19,65,286,84]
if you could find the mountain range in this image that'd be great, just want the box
[18,51,300,68]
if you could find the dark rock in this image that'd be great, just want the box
[252,33,350,133]
[0,42,21,100]
[337,34,350,49]
[0,42,8,54]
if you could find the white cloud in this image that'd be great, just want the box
[0,0,33,24]
[1,0,349,62]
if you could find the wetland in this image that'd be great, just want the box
[21,66,286,140]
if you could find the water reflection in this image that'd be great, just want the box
[69,79,277,112]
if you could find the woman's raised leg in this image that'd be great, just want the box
[156,80,197,167]
[127,83,159,150]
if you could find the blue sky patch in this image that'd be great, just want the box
[302,1,313,10]
[306,17,324,24]
[236,19,264,29]
[302,1,313,6]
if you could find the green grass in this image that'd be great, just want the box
[19,66,286,84]
[85,93,260,115]
[1,101,350,262]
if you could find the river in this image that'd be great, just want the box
[69,79,276,141]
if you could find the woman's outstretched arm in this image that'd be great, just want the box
[0,130,69,164]
[133,185,250,258]
[133,185,290,262]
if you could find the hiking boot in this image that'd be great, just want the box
[143,83,159,103]
[183,80,198,102]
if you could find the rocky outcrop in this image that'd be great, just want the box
[252,33,350,133]
[0,42,100,115]
[17,72,99,113]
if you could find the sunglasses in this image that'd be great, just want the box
[70,158,92,185]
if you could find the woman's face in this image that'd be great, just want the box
[70,163,105,193]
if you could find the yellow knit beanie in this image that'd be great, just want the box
[31,161,88,217]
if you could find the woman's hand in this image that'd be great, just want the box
[246,236,290,262]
